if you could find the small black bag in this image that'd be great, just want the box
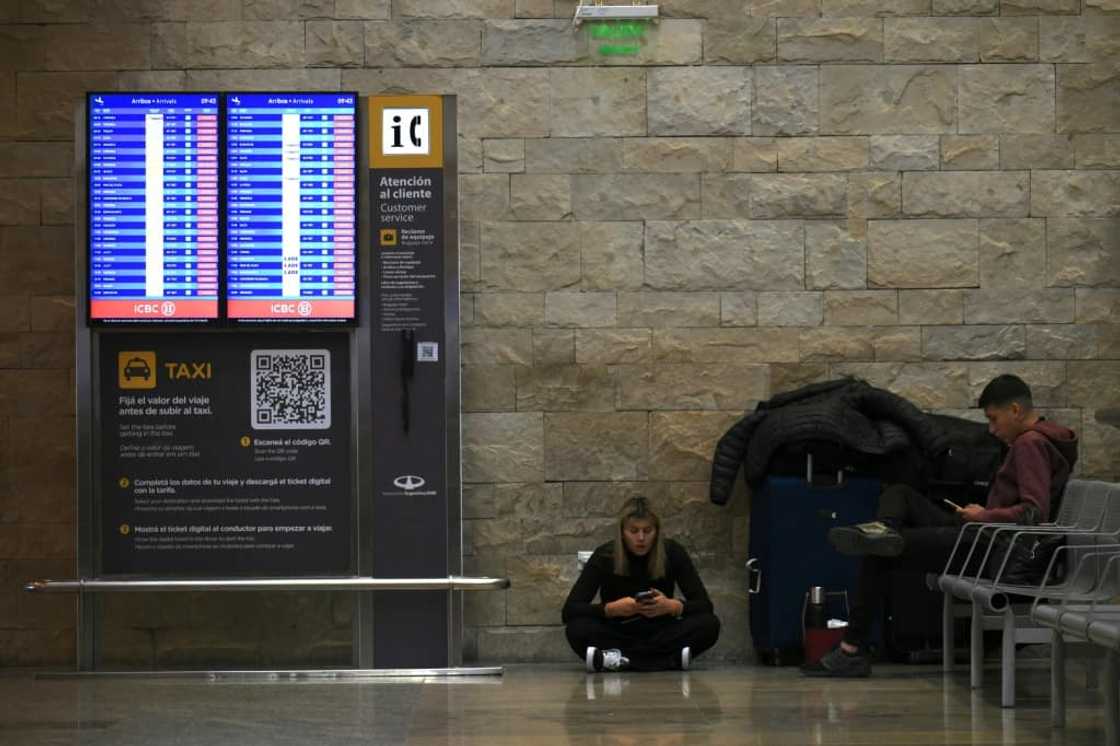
[926,414,1005,502]
[983,532,1066,586]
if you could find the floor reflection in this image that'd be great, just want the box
[563,672,722,745]
[0,663,1110,745]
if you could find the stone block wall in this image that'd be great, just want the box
[1,0,1118,666]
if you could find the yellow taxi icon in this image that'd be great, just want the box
[119,351,156,389]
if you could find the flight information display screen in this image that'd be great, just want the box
[88,93,220,321]
[226,93,357,322]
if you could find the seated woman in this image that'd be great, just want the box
[562,496,721,672]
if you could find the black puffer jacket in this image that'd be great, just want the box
[709,378,953,505]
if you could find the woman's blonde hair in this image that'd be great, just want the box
[613,496,667,579]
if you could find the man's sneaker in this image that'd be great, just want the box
[801,645,871,678]
[586,646,630,672]
[828,521,905,557]
[680,646,691,671]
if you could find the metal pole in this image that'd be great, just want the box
[25,576,510,593]
[443,93,463,669]
[35,667,504,681]
[942,592,954,672]
[1106,649,1119,746]
[73,99,98,673]
[1001,607,1016,708]
[970,601,983,689]
[1051,631,1066,729]
[355,90,375,671]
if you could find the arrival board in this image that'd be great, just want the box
[88,93,220,321]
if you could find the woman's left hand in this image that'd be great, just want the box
[636,589,683,618]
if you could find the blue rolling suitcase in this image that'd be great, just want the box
[747,462,881,666]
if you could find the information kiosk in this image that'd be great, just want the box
[31,93,503,674]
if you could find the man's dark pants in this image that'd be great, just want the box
[844,484,977,648]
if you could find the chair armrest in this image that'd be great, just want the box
[973,520,1059,532]
[975,525,1109,586]
[950,521,1014,583]
[941,520,1010,579]
[947,522,1074,582]
[1088,551,1120,619]
[940,522,980,579]
[1032,544,1120,611]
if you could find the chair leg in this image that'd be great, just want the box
[1001,607,1016,708]
[1105,650,1119,746]
[1051,631,1065,729]
[943,593,954,672]
[971,600,983,690]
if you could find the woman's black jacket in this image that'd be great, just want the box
[561,539,714,623]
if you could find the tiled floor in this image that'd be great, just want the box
[0,661,1109,745]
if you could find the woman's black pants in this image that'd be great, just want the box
[565,613,720,671]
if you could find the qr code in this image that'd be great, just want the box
[250,349,331,430]
[417,342,439,362]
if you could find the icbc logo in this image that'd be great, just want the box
[161,301,176,317]
[269,303,315,317]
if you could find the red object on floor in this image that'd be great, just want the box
[803,627,846,666]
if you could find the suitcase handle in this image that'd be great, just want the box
[746,558,761,594]
[806,453,845,488]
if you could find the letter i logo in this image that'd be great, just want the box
[382,108,429,156]
[391,115,403,148]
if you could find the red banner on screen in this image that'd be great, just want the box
[227,299,355,320]
[90,299,219,320]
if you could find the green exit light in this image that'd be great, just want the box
[587,20,648,57]
[598,44,641,56]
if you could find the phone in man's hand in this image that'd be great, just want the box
[634,590,656,603]
[943,498,963,510]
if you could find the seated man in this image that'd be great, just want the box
[803,374,1077,678]
[562,496,720,672]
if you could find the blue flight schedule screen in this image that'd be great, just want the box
[88,93,220,321]
[226,93,357,321]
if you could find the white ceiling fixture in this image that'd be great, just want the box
[573,1,660,26]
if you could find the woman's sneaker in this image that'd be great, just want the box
[586,646,630,672]
[828,521,904,557]
[801,645,871,678]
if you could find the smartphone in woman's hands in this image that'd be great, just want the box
[634,589,656,604]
